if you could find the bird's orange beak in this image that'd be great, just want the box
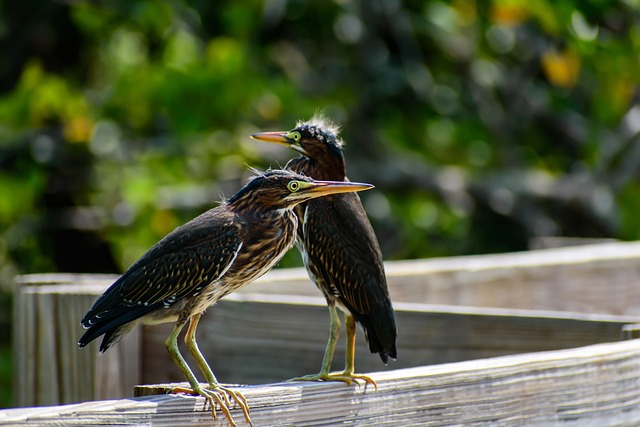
[250,131,290,146]
[304,180,374,197]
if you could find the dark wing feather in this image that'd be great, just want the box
[80,208,241,338]
[302,192,397,362]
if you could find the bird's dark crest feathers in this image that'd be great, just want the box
[296,115,343,149]
[227,169,310,204]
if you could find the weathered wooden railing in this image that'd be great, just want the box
[4,338,640,426]
[7,241,640,425]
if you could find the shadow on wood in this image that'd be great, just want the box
[140,293,638,386]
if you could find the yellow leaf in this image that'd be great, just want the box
[63,116,94,143]
[541,49,581,88]
[490,4,530,26]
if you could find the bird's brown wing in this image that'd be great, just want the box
[302,192,388,314]
[81,208,242,327]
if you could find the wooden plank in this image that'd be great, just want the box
[139,293,638,386]
[16,240,640,313]
[12,277,31,408]
[247,241,640,315]
[12,281,140,407]
[13,240,640,406]
[622,324,640,340]
[3,338,640,426]
[528,236,617,249]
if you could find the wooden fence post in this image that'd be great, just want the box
[13,274,140,406]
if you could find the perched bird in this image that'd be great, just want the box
[79,169,373,426]
[251,116,397,388]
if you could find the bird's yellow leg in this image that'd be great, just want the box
[290,311,377,389]
[185,313,219,385]
[289,305,368,388]
[290,304,342,382]
[166,318,247,426]
[184,313,251,425]
[340,315,378,390]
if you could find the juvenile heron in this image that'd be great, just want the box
[79,169,373,426]
[252,117,397,388]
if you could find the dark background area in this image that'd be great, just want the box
[1,0,640,407]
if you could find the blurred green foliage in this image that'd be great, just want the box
[1,0,640,407]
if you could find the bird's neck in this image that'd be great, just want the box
[222,207,297,289]
[287,155,347,181]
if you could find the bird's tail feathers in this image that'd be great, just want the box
[361,300,397,364]
[78,306,146,352]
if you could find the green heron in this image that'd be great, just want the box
[79,169,373,426]
[251,116,397,388]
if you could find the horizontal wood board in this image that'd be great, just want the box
[13,241,640,407]
[4,338,640,426]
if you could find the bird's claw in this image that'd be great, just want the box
[345,373,378,390]
[289,372,378,391]
[171,385,252,426]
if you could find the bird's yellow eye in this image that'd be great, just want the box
[287,180,301,192]
[287,131,301,142]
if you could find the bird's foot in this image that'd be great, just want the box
[171,384,252,426]
[289,372,378,390]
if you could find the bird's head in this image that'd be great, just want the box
[251,115,343,161]
[228,169,372,212]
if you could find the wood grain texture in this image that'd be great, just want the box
[13,241,640,407]
[17,240,640,312]
[248,240,640,316]
[13,280,140,407]
[4,338,640,426]
[140,293,636,386]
